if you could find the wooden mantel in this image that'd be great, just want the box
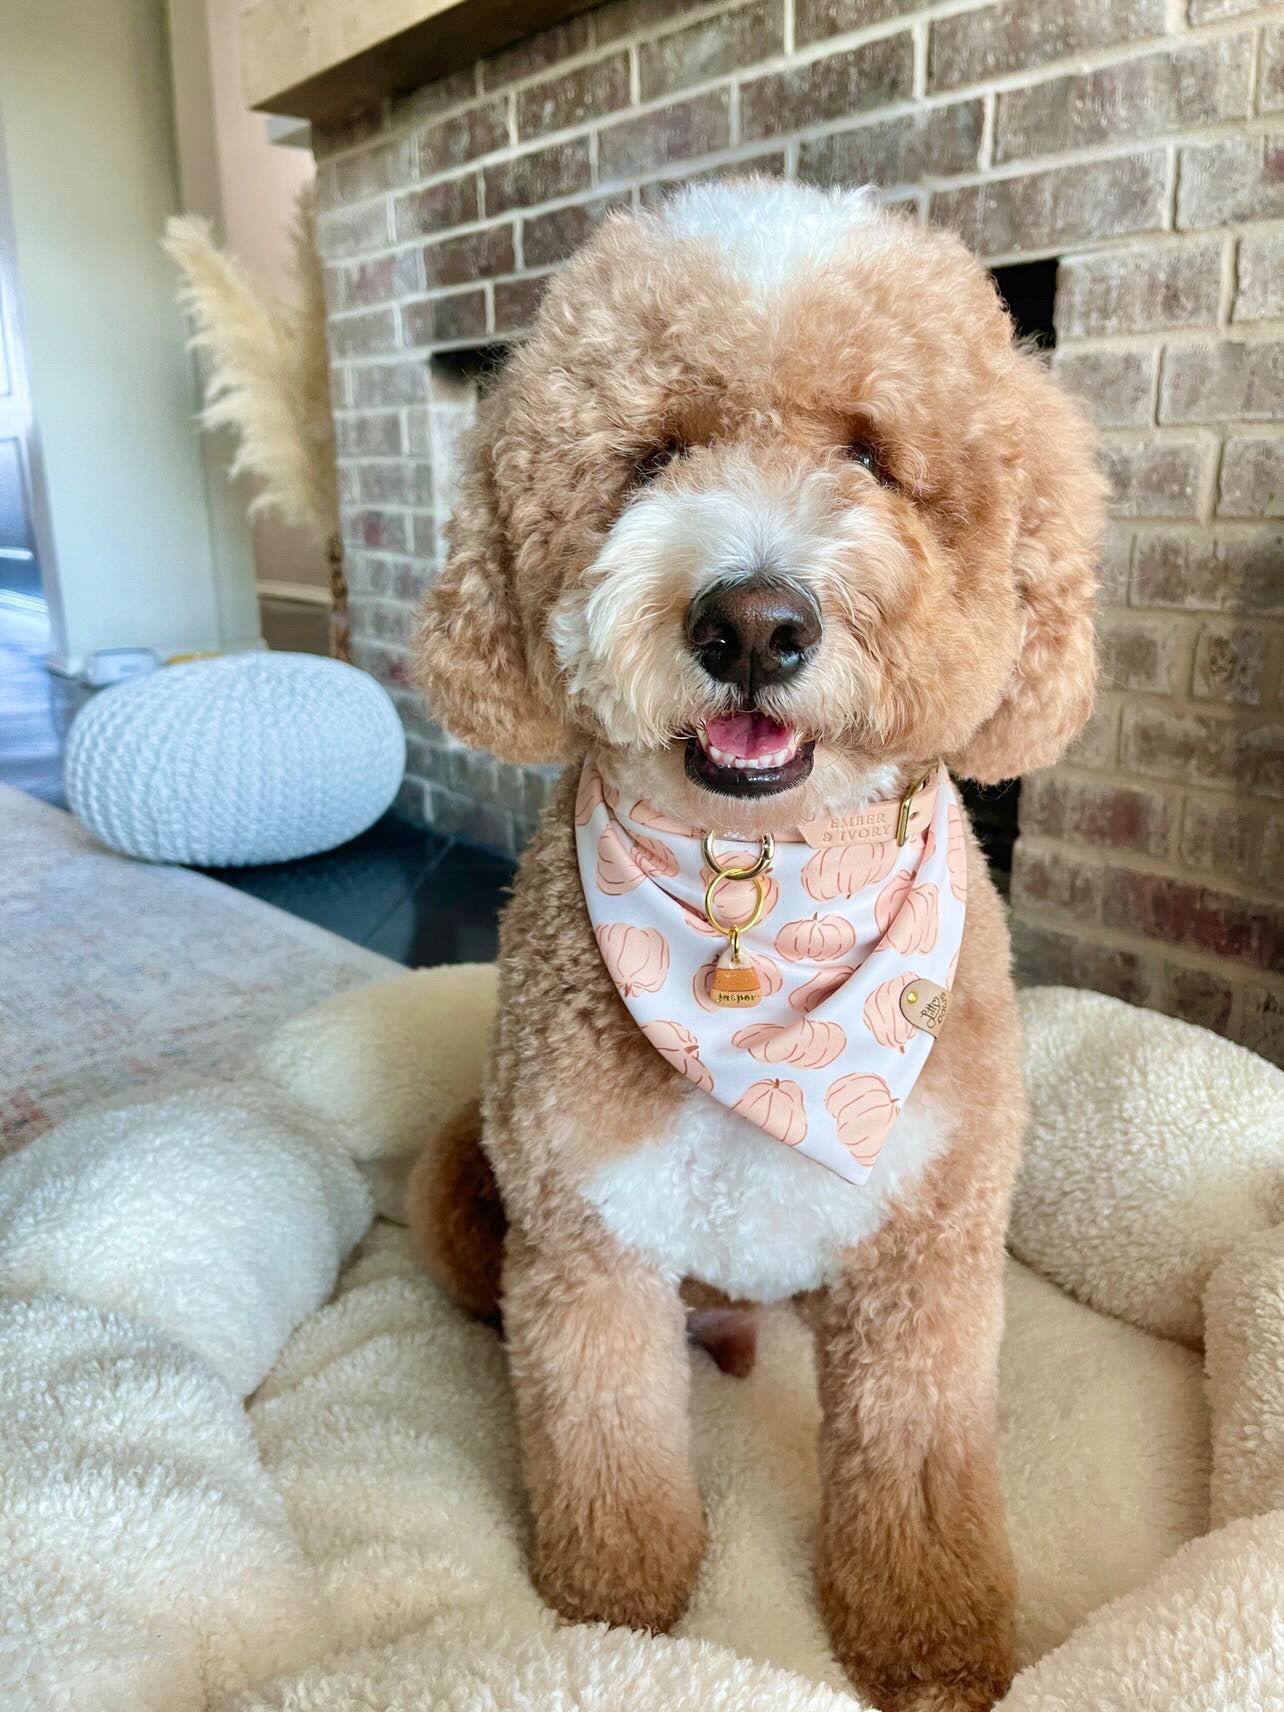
[241,0,591,123]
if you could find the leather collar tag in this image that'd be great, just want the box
[796,785,936,849]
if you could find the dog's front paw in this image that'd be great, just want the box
[532,1491,705,1634]
[819,1534,1013,1712]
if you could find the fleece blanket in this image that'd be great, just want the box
[1,971,1282,1711]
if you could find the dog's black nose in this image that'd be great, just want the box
[685,578,821,698]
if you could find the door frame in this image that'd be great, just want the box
[0,110,63,653]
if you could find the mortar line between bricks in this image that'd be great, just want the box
[911,17,928,100]
[1145,342,1161,429]
[1248,21,1264,116]
[1199,435,1226,527]
[1122,518,1284,558]
[1049,761,1188,801]
[1012,908,1284,1000]
[1096,425,1235,444]
[1162,143,1178,234]
[1174,616,1202,704]
[1217,232,1240,330]
[977,89,995,172]
[1057,316,1284,353]
[1119,691,1283,740]
[1166,797,1187,869]
[1224,984,1250,1045]
[1017,832,1284,910]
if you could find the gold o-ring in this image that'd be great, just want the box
[704,868,768,938]
[700,831,775,880]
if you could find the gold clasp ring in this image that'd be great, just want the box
[701,831,774,880]
[701,832,774,941]
[704,869,769,940]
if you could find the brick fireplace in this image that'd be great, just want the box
[300,0,1284,1064]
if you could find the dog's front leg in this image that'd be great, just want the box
[503,1221,705,1633]
[814,1217,1015,1712]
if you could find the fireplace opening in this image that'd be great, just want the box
[432,343,511,392]
[955,256,1060,892]
[991,255,1059,352]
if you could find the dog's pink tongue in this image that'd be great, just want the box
[704,712,792,760]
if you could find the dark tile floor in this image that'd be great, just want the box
[198,819,515,966]
[0,597,82,807]
[0,596,514,968]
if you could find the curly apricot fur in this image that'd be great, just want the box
[411,179,1103,1710]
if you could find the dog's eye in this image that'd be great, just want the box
[846,440,893,486]
[634,440,683,486]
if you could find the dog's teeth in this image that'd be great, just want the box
[698,727,800,771]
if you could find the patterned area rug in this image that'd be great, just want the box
[0,785,395,1153]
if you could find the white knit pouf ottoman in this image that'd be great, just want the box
[65,653,406,866]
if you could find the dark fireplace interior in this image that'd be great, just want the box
[957,256,1060,890]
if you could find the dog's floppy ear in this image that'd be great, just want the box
[949,359,1106,785]
[417,416,569,764]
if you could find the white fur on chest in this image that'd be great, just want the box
[581,1091,950,1302]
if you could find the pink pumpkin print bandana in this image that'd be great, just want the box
[576,759,968,1185]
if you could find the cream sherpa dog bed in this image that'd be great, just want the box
[1,972,1281,1711]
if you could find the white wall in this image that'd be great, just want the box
[0,0,262,672]
[170,0,325,597]
[205,0,315,290]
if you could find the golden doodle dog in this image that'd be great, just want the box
[409,178,1104,1711]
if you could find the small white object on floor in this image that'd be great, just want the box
[83,646,158,688]
[63,652,405,866]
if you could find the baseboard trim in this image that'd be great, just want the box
[257,579,331,609]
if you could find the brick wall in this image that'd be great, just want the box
[311,0,1284,1064]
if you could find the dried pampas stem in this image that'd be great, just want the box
[163,190,349,659]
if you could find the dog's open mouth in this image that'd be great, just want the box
[686,713,816,797]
